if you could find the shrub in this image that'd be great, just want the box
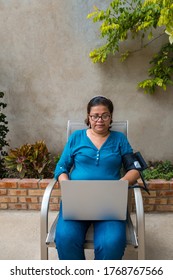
[4,141,59,179]
[143,160,173,180]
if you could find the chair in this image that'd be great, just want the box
[40,120,145,260]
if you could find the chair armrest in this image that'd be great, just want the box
[40,178,57,259]
[41,178,58,224]
[133,187,145,259]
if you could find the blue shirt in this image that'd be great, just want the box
[54,129,133,180]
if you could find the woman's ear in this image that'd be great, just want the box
[85,115,90,127]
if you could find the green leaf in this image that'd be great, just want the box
[148,31,153,40]
[17,163,23,172]
[87,11,98,19]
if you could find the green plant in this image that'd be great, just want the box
[138,43,173,93]
[143,160,173,180]
[0,92,9,178]
[4,141,55,179]
[87,0,173,94]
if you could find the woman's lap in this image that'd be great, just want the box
[55,205,126,260]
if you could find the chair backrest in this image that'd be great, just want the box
[67,120,128,140]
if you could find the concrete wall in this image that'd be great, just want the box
[0,0,173,161]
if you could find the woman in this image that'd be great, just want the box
[54,96,139,260]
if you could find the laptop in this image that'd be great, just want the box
[60,180,128,221]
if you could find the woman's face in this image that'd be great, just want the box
[88,105,112,134]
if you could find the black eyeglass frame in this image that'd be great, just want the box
[89,113,111,122]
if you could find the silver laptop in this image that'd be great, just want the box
[60,180,128,221]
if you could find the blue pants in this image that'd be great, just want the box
[55,204,126,260]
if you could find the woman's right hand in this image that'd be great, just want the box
[58,173,69,182]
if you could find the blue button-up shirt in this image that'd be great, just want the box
[54,129,133,180]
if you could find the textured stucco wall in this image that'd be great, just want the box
[0,0,173,161]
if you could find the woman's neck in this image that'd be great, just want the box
[89,128,110,138]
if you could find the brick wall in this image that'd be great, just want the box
[135,179,173,212]
[0,178,173,212]
[0,179,60,211]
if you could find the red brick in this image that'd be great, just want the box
[19,197,38,203]
[143,197,167,205]
[0,203,8,209]
[0,189,7,195]
[28,189,44,196]
[8,189,27,196]
[148,180,170,190]
[8,203,28,210]
[0,178,19,188]
[49,204,60,211]
[50,197,59,204]
[39,179,51,188]
[18,179,40,189]
[142,190,156,197]
[52,189,61,197]
[155,205,173,211]
[39,179,59,189]
[0,197,17,203]
[28,204,41,210]
[144,205,155,212]
[158,190,173,197]
[168,197,173,204]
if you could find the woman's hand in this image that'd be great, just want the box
[58,173,69,182]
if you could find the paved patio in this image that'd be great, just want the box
[0,210,173,260]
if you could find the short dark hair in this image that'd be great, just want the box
[85,96,114,126]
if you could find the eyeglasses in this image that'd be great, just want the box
[89,113,111,122]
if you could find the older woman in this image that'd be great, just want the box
[54,96,139,260]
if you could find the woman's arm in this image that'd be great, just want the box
[54,139,74,180]
[121,169,140,186]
